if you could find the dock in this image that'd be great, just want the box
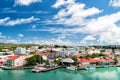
[0,66,35,70]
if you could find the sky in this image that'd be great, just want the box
[0,0,120,46]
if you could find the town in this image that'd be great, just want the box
[0,43,120,72]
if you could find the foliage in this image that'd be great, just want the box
[62,45,67,48]
[54,58,62,65]
[71,56,78,66]
[114,57,118,64]
[84,54,91,59]
[45,60,49,65]
[91,53,99,58]
[25,55,43,66]
[0,48,2,52]
[3,53,8,55]
[30,51,36,55]
[38,46,44,49]
[100,49,105,53]
[54,45,60,48]
[99,53,105,56]
[103,56,107,59]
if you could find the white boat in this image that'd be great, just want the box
[86,65,96,70]
[66,66,77,70]
[32,66,47,73]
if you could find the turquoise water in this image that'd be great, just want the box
[1,67,120,80]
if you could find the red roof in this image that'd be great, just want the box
[88,58,97,63]
[0,60,3,63]
[107,58,114,62]
[8,56,20,60]
[97,58,107,62]
[78,58,114,63]
[78,58,89,62]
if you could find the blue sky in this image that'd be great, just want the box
[0,0,120,46]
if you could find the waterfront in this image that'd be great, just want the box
[1,67,120,80]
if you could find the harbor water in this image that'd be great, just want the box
[0,67,120,80]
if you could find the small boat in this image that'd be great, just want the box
[86,65,96,70]
[32,66,47,73]
[66,66,77,70]
[1,66,12,70]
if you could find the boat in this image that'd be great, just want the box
[66,66,77,70]
[86,65,96,70]
[1,66,13,70]
[32,66,47,73]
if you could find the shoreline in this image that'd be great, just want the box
[1,64,120,71]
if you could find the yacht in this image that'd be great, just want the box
[32,66,47,73]
[86,65,96,70]
[66,66,77,70]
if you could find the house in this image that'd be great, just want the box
[114,49,120,55]
[15,47,29,55]
[65,48,79,57]
[30,46,39,51]
[5,55,25,67]
[87,49,101,55]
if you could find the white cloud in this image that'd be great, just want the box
[83,11,120,45]
[18,34,24,37]
[0,32,6,38]
[109,0,120,7]
[83,35,96,41]
[52,0,75,8]
[84,12,120,34]
[50,0,120,45]
[31,25,36,29]
[52,0,102,26]
[0,17,10,24]
[0,16,40,26]
[14,0,42,6]
[6,40,18,43]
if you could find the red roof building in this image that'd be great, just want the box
[8,56,20,60]
[78,58,114,63]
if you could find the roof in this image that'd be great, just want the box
[62,58,74,63]
[0,59,3,63]
[8,55,20,60]
[78,58,114,63]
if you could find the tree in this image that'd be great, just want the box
[45,60,49,65]
[71,56,78,66]
[84,54,91,59]
[54,58,62,65]
[38,46,44,49]
[0,48,2,52]
[91,53,99,58]
[30,51,36,55]
[25,55,43,66]
[114,57,118,64]
[62,45,67,48]
[54,45,60,48]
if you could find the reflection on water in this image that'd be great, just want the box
[0,67,120,80]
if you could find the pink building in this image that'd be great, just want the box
[6,55,25,67]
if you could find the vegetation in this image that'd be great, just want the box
[45,60,49,65]
[62,45,67,48]
[54,58,62,65]
[25,55,43,66]
[3,53,9,55]
[114,57,118,64]
[30,51,36,55]
[91,53,99,58]
[54,45,60,48]
[71,56,78,66]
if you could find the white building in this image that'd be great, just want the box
[30,46,39,51]
[87,49,101,55]
[15,47,27,55]
[6,55,25,67]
